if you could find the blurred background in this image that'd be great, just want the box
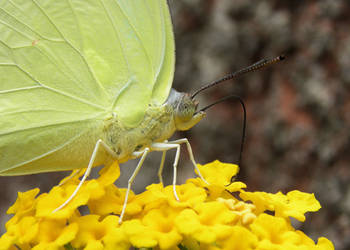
[1,0,349,249]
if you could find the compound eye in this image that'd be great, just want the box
[177,102,195,122]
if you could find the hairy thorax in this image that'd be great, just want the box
[103,103,176,163]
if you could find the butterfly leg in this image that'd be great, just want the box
[167,138,209,184]
[158,151,166,184]
[58,168,83,186]
[158,139,168,184]
[119,147,150,224]
[151,142,182,202]
[53,139,116,213]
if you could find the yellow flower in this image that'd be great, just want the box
[122,204,183,249]
[71,215,129,250]
[217,226,258,250]
[175,201,237,244]
[279,191,321,221]
[142,205,183,249]
[0,160,334,250]
[7,216,38,247]
[87,162,142,218]
[217,198,257,225]
[35,185,89,220]
[146,182,207,209]
[32,220,78,250]
[6,188,39,225]
[88,185,142,217]
[191,160,246,200]
[240,190,321,222]
[250,213,334,250]
[197,160,240,185]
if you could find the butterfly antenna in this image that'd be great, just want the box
[198,94,246,183]
[191,55,285,99]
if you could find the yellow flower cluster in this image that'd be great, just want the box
[0,161,334,250]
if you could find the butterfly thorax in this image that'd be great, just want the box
[103,89,205,162]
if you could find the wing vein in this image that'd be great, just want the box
[0,19,36,43]
[0,85,41,93]
[64,0,108,96]
[113,0,155,80]
[28,0,108,98]
[149,0,166,90]
[3,125,94,172]
[100,0,133,109]
[0,4,63,43]
[111,77,133,109]
[1,4,108,110]
[0,62,15,66]
[0,85,106,110]
[0,115,104,136]
[100,0,131,77]
[1,109,94,116]
[0,61,42,87]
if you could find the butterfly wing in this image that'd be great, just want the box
[110,0,175,125]
[0,0,175,175]
[107,0,175,126]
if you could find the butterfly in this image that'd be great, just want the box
[0,0,284,223]
[0,0,211,223]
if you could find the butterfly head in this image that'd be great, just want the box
[166,89,206,131]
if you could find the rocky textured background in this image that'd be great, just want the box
[1,0,349,249]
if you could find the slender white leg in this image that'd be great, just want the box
[158,151,166,184]
[53,139,116,213]
[119,148,150,224]
[157,140,168,184]
[151,142,181,201]
[168,138,209,184]
[58,168,83,186]
[171,144,181,201]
